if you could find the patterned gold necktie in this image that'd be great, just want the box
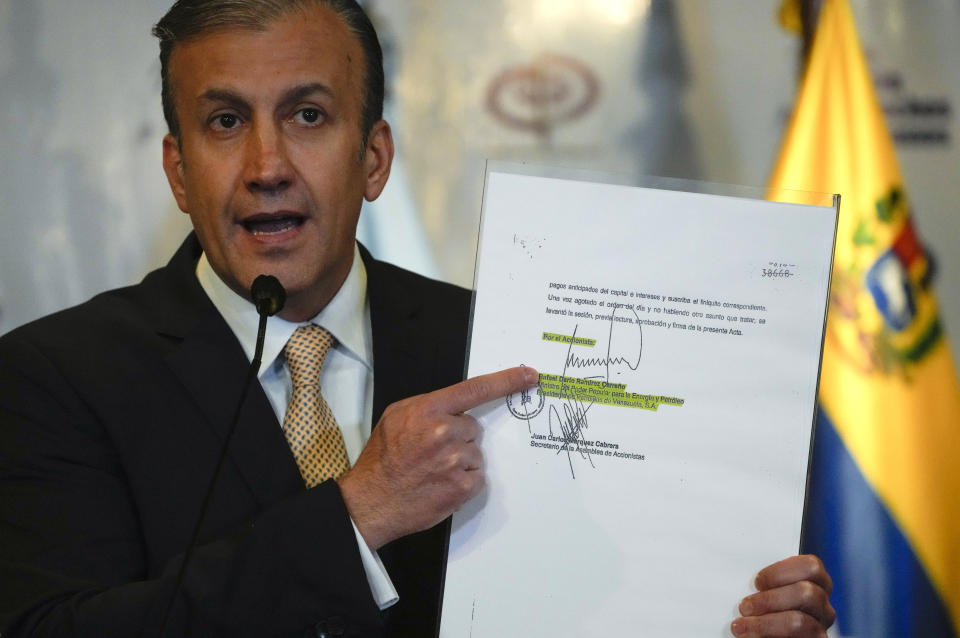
[282,324,350,487]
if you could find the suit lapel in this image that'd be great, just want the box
[153,235,304,508]
[362,246,441,424]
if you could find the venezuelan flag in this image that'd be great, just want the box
[768,0,960,635]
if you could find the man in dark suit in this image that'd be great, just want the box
[0,1,837,636]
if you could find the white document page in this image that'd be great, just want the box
[440,169,837,637]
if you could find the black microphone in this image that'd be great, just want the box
[251,274,286,318]
[155,275,286,637]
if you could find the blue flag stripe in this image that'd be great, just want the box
[802,409,957,637]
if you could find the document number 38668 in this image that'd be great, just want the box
[762,268,794,278]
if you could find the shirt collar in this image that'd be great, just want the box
[196,245,372,378]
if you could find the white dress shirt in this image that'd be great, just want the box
[196,245,398,610]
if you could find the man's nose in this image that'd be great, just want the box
[243,122,294,194]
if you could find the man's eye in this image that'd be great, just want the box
[211,114,240,130]
[294,108,324,126]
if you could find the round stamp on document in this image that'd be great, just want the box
[506,386,545,420]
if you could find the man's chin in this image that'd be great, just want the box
[264,275,329,322]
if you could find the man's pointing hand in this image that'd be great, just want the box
[338,366,539,550]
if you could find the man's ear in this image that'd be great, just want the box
[362,120,394,202]
[162,134,190,214]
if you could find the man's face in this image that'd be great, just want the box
[162,5,392,320]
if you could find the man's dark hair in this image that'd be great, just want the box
[152,0,384,145]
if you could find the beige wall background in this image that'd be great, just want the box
[1,0,957,369]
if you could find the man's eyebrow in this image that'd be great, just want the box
[278,83,334,107]
[198,88,250,111]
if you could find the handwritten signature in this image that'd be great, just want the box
[548,304,643,478]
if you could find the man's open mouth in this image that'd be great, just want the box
[241,214,306,236]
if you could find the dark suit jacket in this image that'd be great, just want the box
[0,234,471,637]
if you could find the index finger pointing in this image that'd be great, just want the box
[430,366,539,415]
